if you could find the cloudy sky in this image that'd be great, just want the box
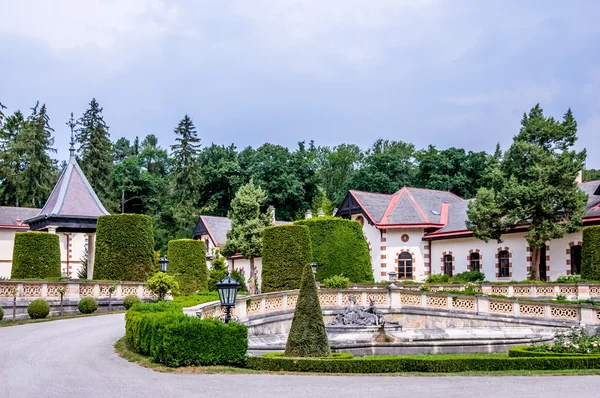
[1,0,599,167]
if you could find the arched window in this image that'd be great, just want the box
[498,250,510,278]
[398,252,413,280]
[443,254,453,277]
[571,245,582,275]
[470,252,480,271]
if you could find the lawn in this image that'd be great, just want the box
[172,291,220,307]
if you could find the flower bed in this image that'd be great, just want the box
[531,327,600,355]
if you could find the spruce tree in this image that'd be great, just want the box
[284,262,331,357]
[170,115,201,204]
[221,181,269,293]
[76,98,113,206]
[0,110,26,205]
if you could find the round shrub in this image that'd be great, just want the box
[123,294,142,310]
[323,274,350,289]
[295,217,373,283]
[0,306,4,321]
[94,214,155,281]
[167,239,207,295]
[78,297,98,314]
[261,225,312,293]
[11,232,61,279]
[28,299,50,319]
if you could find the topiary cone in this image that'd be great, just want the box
[284,263,331,357]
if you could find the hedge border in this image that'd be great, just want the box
[247,355,600,373]
[508,346,600,358]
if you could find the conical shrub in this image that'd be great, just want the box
[284,263,331,357]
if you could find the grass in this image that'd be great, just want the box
[0,310,125,327]
[113,338,600,377]
[172,291,220,307]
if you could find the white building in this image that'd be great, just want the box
[335,181,600,282]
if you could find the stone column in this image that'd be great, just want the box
[87,233,95,280]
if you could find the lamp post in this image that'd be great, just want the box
[158,257,169,273]
[216,272,240,324]
[311,262,317,275]
[387,271,398,283]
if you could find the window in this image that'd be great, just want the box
[470,252,480,271]
[498,250,510,278]
[398,252,413,279]
[571,245,582,275]
[443,254,453,277]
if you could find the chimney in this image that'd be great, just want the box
[318,209,325,217]
[15,218,22,226]
[305,209,312,219]
[576,170,583,184]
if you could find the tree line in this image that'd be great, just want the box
[1,99,598,252]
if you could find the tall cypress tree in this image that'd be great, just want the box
[14,102,57,207]
[170,115,201,204]
[76,98,113,206]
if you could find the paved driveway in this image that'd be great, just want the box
[0,314,598,398]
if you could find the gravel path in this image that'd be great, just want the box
[0,314,598,398]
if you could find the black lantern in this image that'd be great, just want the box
[159,257,169,272]
[311,262,317,275]
[216,272,240,324]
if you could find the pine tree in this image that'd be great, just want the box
[284,263,331,357]
[76,98,113,207]
[0,110,26,205]
[221,181,269,293]
[170,115,201,204]
[14,102,57,207]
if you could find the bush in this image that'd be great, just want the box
[147,273,179,300]
[426,274,450,284]
[0,306,3,321]
[248,354,600,373]
[208,251,227,292]
[11,232,61,279]
[78,297,98,314]
[94,214,155,281]
[28,299,50,319]
[125,302,247,367]
[323,274,350,289]
[509,346,600,358]
[167,239,207,295]
[582,225,600,281]
[531,327,600,354]
[123,295,142,310]
[452,270,485,283]
[261,225,312,293]
[295,217,373,283]
[285,263,331,357]
[230,268,248,293]
[556,274,585,284]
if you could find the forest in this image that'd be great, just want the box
[1,98,599,252]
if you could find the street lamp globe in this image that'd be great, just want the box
[311,262,317,275]
[216,272,240,323]
[158,257,169,273]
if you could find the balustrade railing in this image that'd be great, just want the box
[0,280,154,301]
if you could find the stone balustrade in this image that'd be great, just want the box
[195,287,600,327]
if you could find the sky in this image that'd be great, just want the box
[1,0,599,168]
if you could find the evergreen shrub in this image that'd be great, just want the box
[582,226,600,281]
[295,217,373,283]
[261,225,312,293]
[125,302,247,367]
[147,273,179,300]
[208,251,227,292]
[167,239,207,295]
[284,263,331,357]
[78,297,98,314]
[0,306,4,321]
[94,214,155,281]
[28,299,50,319]
[11,232,61,279]
[123,294,142,310]
[323,274,350,289]
[509,346,600,358]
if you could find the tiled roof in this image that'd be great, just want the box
[0,207,40,227]
[30,154,109,221]
[194,216,292,246]
[581,180,600,218]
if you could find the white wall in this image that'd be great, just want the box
[230,257,263,292]
[351,214,382,281]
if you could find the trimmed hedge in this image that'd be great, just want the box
[28,299,50,319]
[261,225,312,293]
[167,239,207,295]
[11,232,61,279]
[295,217,373,283]
[125,302,247,367]
[78,297,98,314]
[123,294,142,310]
[508,346,600,358]
[0,306,4,321]
[94,214,155,282]
[247,354,600,373]
[582,226,600,280]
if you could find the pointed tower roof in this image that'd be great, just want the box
[25,133,109,232]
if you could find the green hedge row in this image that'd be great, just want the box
[247,354,600,373]
[582,226,600,281]
[94,214,155,281]
[261,225,312,293]
[295,217,373,283]
[508,346,600,358]
[11,232,61,279]
[125,302,247,367]
[167,239,207,295]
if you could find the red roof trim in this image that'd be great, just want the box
[380,188,404,225]
[200,216,219,248]
[380,223,445,229]
[0,224,30,230]
[440,202,449,226]
[348,190,379,224]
